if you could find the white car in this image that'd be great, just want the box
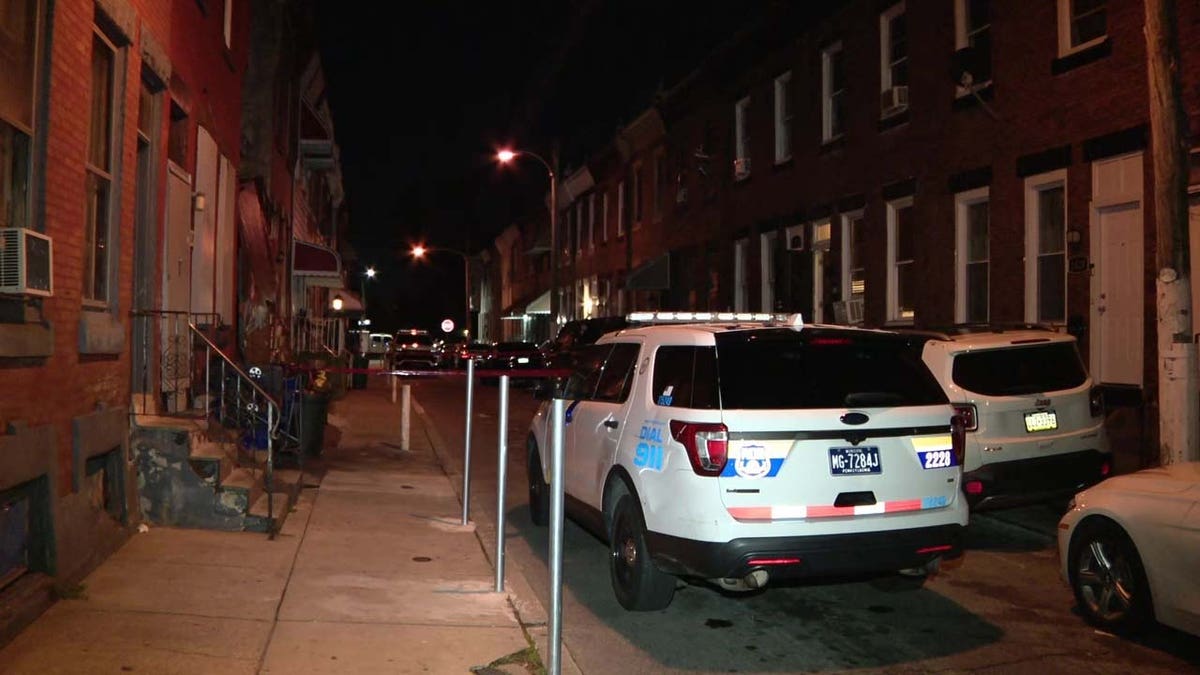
[1058,462,1200,637]
[527,313,969,610]
[911,326,1111,510]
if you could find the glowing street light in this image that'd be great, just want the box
[410,243,471,338]
[496,146,559,328]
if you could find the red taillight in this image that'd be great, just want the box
[965,480,984,495]
[746,557,802,566]
[950,414,967,465]
[916,544,953,555]
[1089,386,1105,418]
[669,420,729,476]
[952,404,977,431]
[1100,460,1111,477]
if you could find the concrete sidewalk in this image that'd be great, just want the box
[0,383,542,674]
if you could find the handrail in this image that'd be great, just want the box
[189,323,280,408]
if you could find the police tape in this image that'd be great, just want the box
[286,365,573,379]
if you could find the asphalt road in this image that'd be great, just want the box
[399,375,1199,674]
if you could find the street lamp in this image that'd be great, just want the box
[496,147,559,330]
[410,244,472,339]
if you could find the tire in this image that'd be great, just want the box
[527,438,549,527]
[1068,518,1154,634]
[608,493,676,611]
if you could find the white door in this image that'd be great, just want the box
[191,127,219,315]
[162,163,193,411]
[1090,152,1144,387]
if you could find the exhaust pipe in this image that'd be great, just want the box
[714,569,770,592]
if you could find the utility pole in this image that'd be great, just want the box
[1145,0,1198,464]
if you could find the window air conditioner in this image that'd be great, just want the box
[0,228,53,297]
[785,224,805,251]
[733,157,751,181]
[880,85,909,116]
[832,298,865,325]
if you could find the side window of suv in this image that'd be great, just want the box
[652,346,719,409]
[564,344,612,400]
[594,343,641,403]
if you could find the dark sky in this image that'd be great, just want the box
[316,1,774,333]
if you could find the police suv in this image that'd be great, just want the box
[527,313,968,610]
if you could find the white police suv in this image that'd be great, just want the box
[527,313,968,610]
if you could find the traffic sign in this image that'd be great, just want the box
[441,319,455,333]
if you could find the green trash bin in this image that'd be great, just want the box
[352,354,369,389]
[300,392,330,456]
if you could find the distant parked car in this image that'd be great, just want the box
[542,316,630,369]
[1058,461,1200,638]
[387,329,437,370]
[481,341,544,385]
[446,341,491,369]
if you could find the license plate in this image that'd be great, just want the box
[1024,410,1058,433]
[517,357,530,364]
[829,446,881,475]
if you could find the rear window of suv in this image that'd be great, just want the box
[950,341,1087,396]
[713,329,947,410]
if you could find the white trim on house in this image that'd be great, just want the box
[879,1,907,118]
[886,196,915,324]
[1024,168,1068,324]
[953,0,992,96]
[840,209,864,302]
[821,42,845,143]
[773,70,792,164]
[1057,0,1107,57]
[954,186,990,323]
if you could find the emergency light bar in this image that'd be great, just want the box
[626,311,804,330]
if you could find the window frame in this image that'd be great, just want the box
[954,0,992,96]
[821,42,845,143]
[84,27,121,305]
[954,186,990,323]
[840,209,865,303]
[879,2,908,110]
[773,70,792,164]
[885,196,915,324]
[1024,169,1068,324]
[1057,0,1107,57]
[617,180,626,237]
[734,95,750,179]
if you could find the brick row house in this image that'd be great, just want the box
[489,0,1200,444]
[0,0,350,642]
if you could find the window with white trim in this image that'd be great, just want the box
[886,197,915,323]
[587,193,595,250]
[601,191,609,242]
[85,28,121,303]
[841,210,865,303]
[773,71,792,164]
[1058,0,1106,56]
[734,96,750,179]
[1024,171,1067,323]
[879,2,908,117]
[955,187,990,323]
[617,180,626,237]
[0,0,38,234]
[954,0,991,94]
[821,42,845,143]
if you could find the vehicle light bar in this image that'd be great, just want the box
[626,311,803,330]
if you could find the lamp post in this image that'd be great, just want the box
[362,266,376,318]
[411,245,472,339]
[497,147,559,331]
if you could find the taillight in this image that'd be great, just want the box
[950,414,967,465]
[1089,386,1105,418]
[952,404,977,431]
[669,421,729,476]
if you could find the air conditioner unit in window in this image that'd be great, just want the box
[0,228,53,297]
[880,85,909,116]
[785,224,805,251]
[832,298,865,325]
[733,157,751,181]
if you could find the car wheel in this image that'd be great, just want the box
[608,492,675,611]
[1068,518,1154,634]
[527,438,549,527]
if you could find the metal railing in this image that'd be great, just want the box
[131,310,222,416]
[293,316,345,356]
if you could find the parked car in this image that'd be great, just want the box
[527,313,967,610]
[1058,461,1200,637]
[907,324,1111,511]
[542,316,630,369]
[446,341,491,369]
[481,341,544,384]
[387,329,437,370]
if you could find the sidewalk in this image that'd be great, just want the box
[0,383,544,674]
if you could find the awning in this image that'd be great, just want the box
[525,290,551,314]
[331,290,364,313]
[625,253,671,291]
[293,240,342,288]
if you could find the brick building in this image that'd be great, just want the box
[491,0,1200,447]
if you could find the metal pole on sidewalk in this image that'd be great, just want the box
[391,372,397,403]
[400,383,411,451]
[461,358,475,525]
[548,397,566,675]
[494,374,509,592]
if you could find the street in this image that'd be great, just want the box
[405,375,1199,674]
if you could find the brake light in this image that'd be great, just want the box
[952,404,977,431]
[950,414,967,465]
[669,421,729,476]
[1100,459,1111,477]
[746,557,801,566]
[965,480,984,495]
[1089,386,1105,418]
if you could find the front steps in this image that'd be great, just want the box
[132,415,303,533]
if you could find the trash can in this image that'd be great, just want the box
[300,392,330,456]
[352,354,369,389]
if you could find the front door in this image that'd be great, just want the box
[1090,152,1144,387]
[162,162,193,411]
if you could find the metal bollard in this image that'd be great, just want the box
[391,373,397,403]
[548,397,566,675]
[495,374,509,592]
[462,358,475,525]
[400,383,411,451]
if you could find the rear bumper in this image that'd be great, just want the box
[964,448,1111,511]
[645,524,963,581]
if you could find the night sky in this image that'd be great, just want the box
[316,1,775,333]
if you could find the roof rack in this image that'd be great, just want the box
[625,311,804,330]
[898,322,1058,340]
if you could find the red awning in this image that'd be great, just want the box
[293,240,341,278]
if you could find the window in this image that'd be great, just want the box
[821,43,846,142]
[733,238,748,312]
[617,181,626,236]
[955,188,989,323]
[952,342,1087,396]
[1058,0,1106,56]
[773,71,792,163]
[652,346,719,409]
[575,201,583,255]
[1025,171,1067,323]
[632,164,643,227]
[886,197,915,323]
[601,191,609,243]
[880,2,908,117]
[954,0,991,92]
[563,344,611,400]
[594,343,640,403]
[222,0,233,48]
[85,30,120,303]
[587,193,595,250]
[0,0,38,233]
[734,96,750,179]
[841,210,865,302]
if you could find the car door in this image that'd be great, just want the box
[560,344,611,503]
[568,342,641,509]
